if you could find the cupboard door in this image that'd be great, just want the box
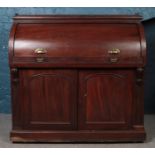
[20,70,77,130]
[79,70,134,130]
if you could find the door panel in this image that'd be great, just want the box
[20,70,77,130]
[79,70,134,130]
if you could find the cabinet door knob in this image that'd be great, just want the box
[84,94,87,97]
[34,48,47,54]
[108,48,120,54]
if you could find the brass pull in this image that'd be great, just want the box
[36,57,45,63]
[34,48,47,54]
[109,57,118,63]
[108,48,120,54]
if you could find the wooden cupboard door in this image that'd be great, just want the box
[20,70,77,130]
[79,70,134,130]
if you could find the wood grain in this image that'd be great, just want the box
[9,15,146,142]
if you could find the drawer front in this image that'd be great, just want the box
[13,23,143,66]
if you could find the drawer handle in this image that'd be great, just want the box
[36,57,45,63]
[34,48,47,54]
[108,48,120,54]
[109,57,118,63]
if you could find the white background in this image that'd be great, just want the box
[0,0,154,7]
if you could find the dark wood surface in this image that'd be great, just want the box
[13,23,142,66]
[9,15,146,142]
[20,69,77,130]
[79,70,134,130]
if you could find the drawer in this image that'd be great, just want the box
[10,16,146,67]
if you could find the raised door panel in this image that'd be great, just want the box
[79,70,134,130]
[20,70,77,130]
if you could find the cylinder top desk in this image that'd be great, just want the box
[9,15,146,142]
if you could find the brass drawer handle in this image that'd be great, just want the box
[109,57,118,63]
[36,57,45,63]
[108,48,120,54]
[34,48,47,54]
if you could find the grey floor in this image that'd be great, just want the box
[0,114,155,148]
